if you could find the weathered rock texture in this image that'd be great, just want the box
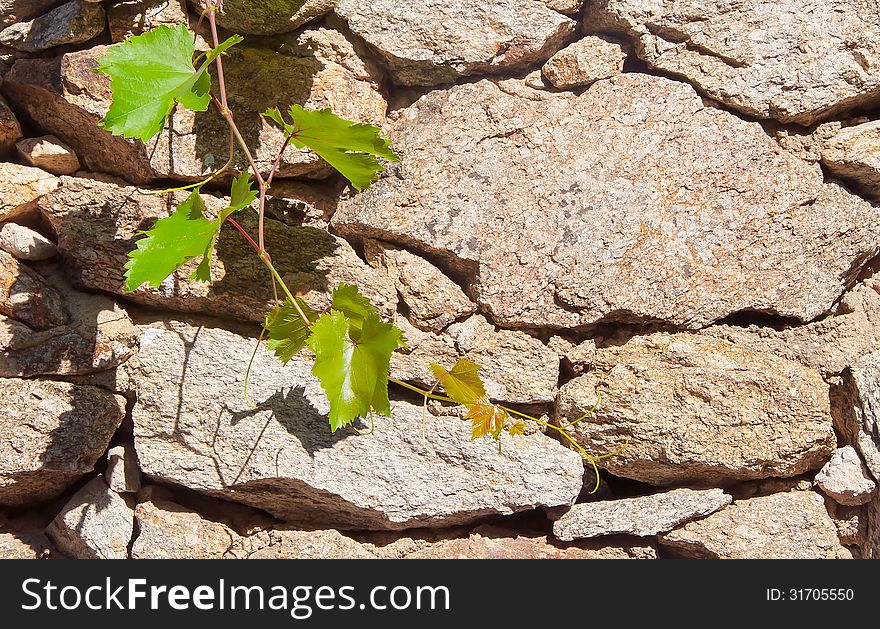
[39,176,397,321]
[1,27,386,182]
[0,94,22,155]
[821,120,880,198]
[0,0,104,52]
[0,379,126,505]
[131,500,238,559]
[542,35,626,89]
[556,333,836,486]
[587,0,880,124]
[0,222,57,260]
[0,250,67,330]
[335,0,577,86]
[228,528,377,559]
[195,0,334,35]
[0,163,58,221]
[47,476,134,559]
[131,321,583,530]
[108,0,189,42]
[333,75,879,330]
[660,491,853,559]
[815,446,876,506]
[0,1,67,29]
[16,135,80,175]
[552,488,731,540]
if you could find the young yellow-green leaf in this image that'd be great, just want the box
[331,283,377,340]
[124,189,216,291]
[264,297,319,364]
[97,25,243,141]
[429,359,486,406]
[264,105,399,191]
[507,419,526,437]
[307,310,404,432]
[126,175,255,290]
[466,402,509,441]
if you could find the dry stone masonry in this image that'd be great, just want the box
[1,0,880,559]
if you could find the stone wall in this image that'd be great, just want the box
[1,0,879,559]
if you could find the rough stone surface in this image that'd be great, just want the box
[0,223,56,261]
[552,488,732,540]
[391,314,559,405]
[16,135,80,175]
[0,531,47,558]
[660,491,853,559]
[131,500,238,559]
[106,444,141,494]
[556,332,836,486]
[333,75,879,330]
[39,176,397,322]
[190,0,334,35]
[401,526,657,559]
[336,0,577,86]
[542,35,626,89]
[587,0,880,125]
[0,264,137,378]
[0,1,67,28]
[108,0,189,42]
[228,529,376,559]
[364,240,475,332]
[47,476,134,559]
[821,120,880,198]
[0,250,67,330]
[0,0,104,52]
[1,28,386,183]
[542,0,582,14]
[0,379,126,505]
[0,93,22,156]
[706,276,880,378]
[815,446,876,506]
[548,336,596,375]
[0,163,59,222]
[130,321,583,530]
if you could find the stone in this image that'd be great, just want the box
[555,332,836,486]
[191,0,334,35]
[391,314,560,405]
[335,0,576,86]
[16,135,80,175]
[0,532,47,558]
[402,526,657,559]
[552,488,731,541]
[0,0,104,52]
[0,163,59,222]
[228,529,376,559]
[0,264,137,378]
[587,0,880,125]
[0,379,126,506]
[106,444,141,494]
[263,179,342,231]
[0,0,67,28]
[108,0,189,42]
[542,35,626,89]
[131,500,238,559]
[39,176,397,322]
[1,28,386,183]
[659,491,853,559]
[548,336,595,375]
[364,240,476,332]
[130,320,583,530]
[542,0,582,14]
[47,476,134,559]
[0,94,22,156]
[0,510,51,558]
[0,250,67,330]
[333,75,879,330]
[821,120,880,199]
[706,276,880,378]
[826,501,867,548]
[0,223,56,261]
[815,446,876,506]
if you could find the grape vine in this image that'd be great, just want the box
[97,0,618,491]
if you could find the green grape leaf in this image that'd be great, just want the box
[429,359,486,406]
[307,310,404,432]
[466,402,509,441]
[124,189,215,291]
[264,297,319,364]
[263,104,399,191]
[126,174,255,290]
[97,25,243,141]
[330,283,377,340]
